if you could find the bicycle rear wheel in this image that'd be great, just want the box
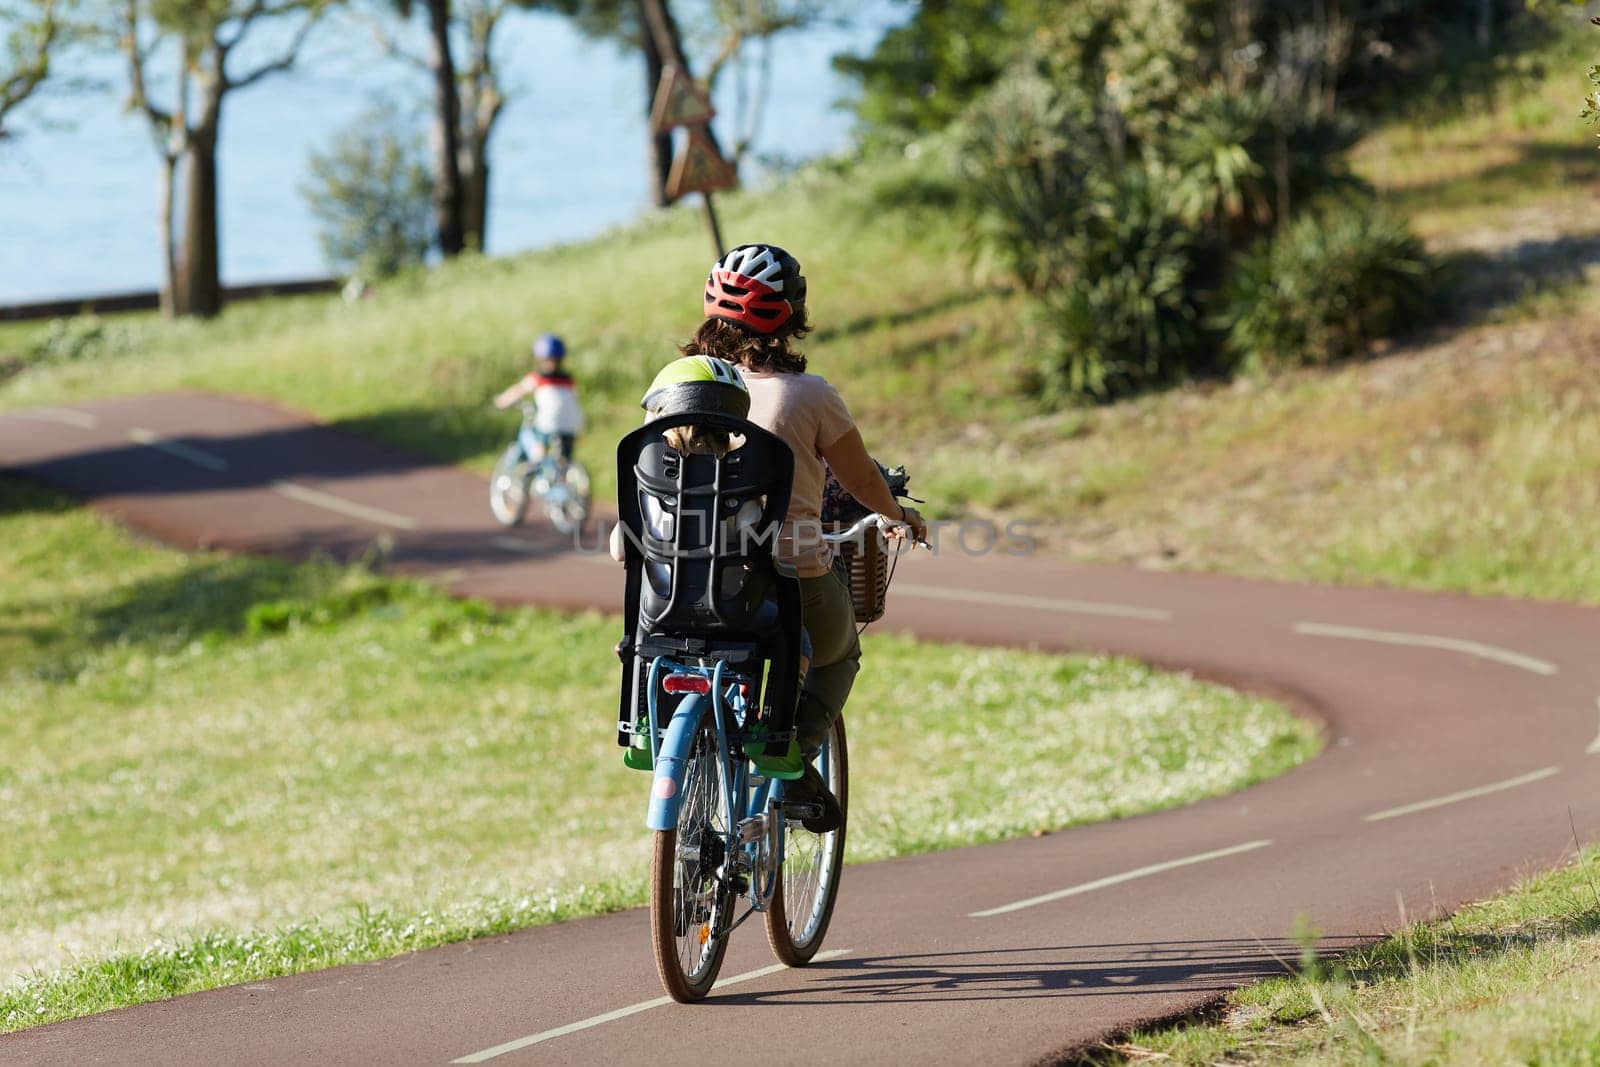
[488,444,531,527]
[650,705,733,1002]
[765,715,848,966]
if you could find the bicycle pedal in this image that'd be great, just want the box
[782,801,823,821]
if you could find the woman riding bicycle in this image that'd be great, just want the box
[684,243,927,832]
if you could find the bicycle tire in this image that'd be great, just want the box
[488,444,531,527]
[765,715,848,966]
[544,458,591,535]
[650,704,733,1002]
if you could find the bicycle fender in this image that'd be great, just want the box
[646,695,707,831]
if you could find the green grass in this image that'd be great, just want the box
[0,476,1319,1031]
[1094,846,1600,1065]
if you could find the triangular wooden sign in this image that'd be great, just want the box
[666,125,738,200]
[649,64,715,134]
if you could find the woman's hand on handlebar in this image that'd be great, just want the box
[891,504,928,546]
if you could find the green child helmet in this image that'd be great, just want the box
[640,355,750,421]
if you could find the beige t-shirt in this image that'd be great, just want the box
[744,369,856,576]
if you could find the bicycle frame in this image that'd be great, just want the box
[641,655,787,915]
[514,423,561,477]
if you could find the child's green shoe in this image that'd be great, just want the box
[622,738,653,771]
[745,736,804,779]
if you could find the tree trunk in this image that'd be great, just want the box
[175,124,223,318]
[460,139,489,251]
[157,153,177,318]
[639,2,672,208]
[425,0,465,257]
[1274,126,1290,230]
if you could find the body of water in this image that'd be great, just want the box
[0,7,896,303]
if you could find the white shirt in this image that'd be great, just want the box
[528,375,584,435]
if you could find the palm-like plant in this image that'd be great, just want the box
[1163,84,1365,246]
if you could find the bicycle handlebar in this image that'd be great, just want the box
[821,512,930,550]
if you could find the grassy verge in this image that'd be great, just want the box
[0,477,1319,1030]
[1093,846,1600,1065]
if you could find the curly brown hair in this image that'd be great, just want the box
[679,308,811,374]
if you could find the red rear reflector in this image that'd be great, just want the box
[663,673,712,694]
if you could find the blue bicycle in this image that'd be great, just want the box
[633,514,905,1002]
[489,402,591,534]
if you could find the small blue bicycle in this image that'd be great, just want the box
[489,401,591,534]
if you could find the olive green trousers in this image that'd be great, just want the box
[795,569,861,754]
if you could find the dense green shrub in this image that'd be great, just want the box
[1161,85,1364,242]
[1221,203,1434,371]
[961,67,1104,294]
[942,0,1454,398]
[301,104,434,279]
[1038,170,1216,397]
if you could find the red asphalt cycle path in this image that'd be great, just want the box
[2,392,1598,1065]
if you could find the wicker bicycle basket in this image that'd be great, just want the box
[826,523,891,625]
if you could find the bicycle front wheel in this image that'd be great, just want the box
[650,704,733,1002]
[544,458,591,535]
[765,715,848,966]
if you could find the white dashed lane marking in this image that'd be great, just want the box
[1587,697,1600,756]
[127,427,231,472]
[270,480,418,531]
[969,840,1274,918]
[896,583,1174,622]
[1364,766,1562,823]
[29,408,100,428]
[1292,621,1558,676]
[449,949,851,1062]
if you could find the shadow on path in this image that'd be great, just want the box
[713,937,1370,1009]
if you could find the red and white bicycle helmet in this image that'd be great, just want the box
[703,243,807,335]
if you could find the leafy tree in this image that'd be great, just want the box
[371,0,583,255]
[301,103,434,277]
[833,0,1051,136]
[0,0,62,140]
[698,0,836,161]
[120,0,330,318]
[841,0,1548,140]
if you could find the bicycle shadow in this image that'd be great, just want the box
[710,936,1368,1008]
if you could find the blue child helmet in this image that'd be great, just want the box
[533,333,566,360]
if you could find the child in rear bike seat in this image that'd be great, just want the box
[492,332,584,462]
[608,355,811,678]
[611,355,812,755]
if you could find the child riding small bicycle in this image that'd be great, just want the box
[493,333,584,462]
